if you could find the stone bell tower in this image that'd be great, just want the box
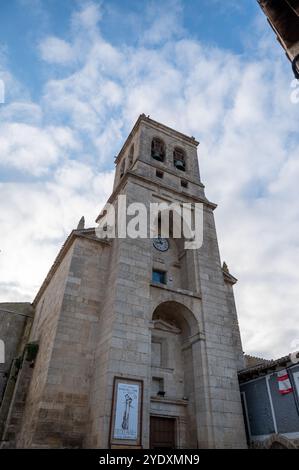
[1,114,247,449]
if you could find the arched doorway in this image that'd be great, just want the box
[150,301,199,448]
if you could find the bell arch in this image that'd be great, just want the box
[151,137,165,162]
[173,147,186,171]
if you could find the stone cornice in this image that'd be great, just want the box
[0,307,33,318]
[222,269,238,285]
[95,170,217,222]
[150,396,189,406]
[136,157,205,188]
[150,282,201,299]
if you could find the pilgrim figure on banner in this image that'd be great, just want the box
[113,382,139,440]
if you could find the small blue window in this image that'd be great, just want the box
[152,270,166,284]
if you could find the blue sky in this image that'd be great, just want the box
[0,0,299,359]
[0,0,265,106]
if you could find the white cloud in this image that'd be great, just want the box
[38,36,76,65]
[1,1,299,360]
[54,160,94,189]
[141,0,185,45]
[0,167,114,300]
[0,101,43,125]
[71,2,102,32]
[0,123,80,175]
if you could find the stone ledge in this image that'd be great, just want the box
[150,396,189,406]
[150,282,201,299]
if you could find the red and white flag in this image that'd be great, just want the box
[277,369,293,395]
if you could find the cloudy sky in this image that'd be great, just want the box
[0,0,298,359]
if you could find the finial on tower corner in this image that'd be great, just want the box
[222,261,229,273]
[77,216,85,230]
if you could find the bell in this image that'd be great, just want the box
[174,159,185,171]
[152,151,163,161]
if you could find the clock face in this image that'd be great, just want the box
[153,237,169,252]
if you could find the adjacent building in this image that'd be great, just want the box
[258,0,299,77]
[239,354,299,448]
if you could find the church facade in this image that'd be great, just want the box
[0,115,247,449]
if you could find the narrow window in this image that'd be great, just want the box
[152,343,162,367]
[128,144,134,166]
[173,147,186,171]
[120,159,125,178]
[151,377,165,396]
[156,170,164,179]
[152,269,166,285]
[151,138,165,162]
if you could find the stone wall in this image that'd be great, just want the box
[0,303,33,441]
[16,243,75,447]
[17,235,111,448]
[0,303,33,401]
[195,205,247,448]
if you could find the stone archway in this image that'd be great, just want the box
[150,301,200,448]
[252,433,298,449]
[266,434,297,449]
[152,300,199,338]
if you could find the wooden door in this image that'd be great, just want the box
[150,416,176,449]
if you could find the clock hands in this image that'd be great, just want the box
[153,237,169,251]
